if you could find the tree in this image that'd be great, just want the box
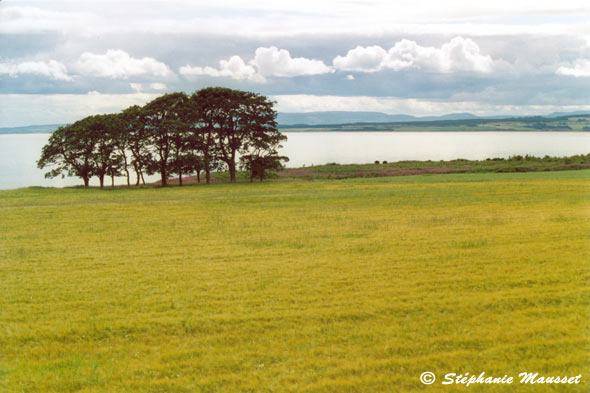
[168,121,194,186]
[37,88,287,188]
[143,92,190,186]
[107,154,124,187]
[121,105,150,186]
[83,114,120,188]
[111,112,132,186]
[191,87,284,183]
[240,154,289,182]
[38,122,97,187]
[39,114,125,188]
[188,92,220,184]
[185,152,205,183]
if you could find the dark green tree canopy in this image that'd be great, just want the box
[240,154,289,182]
[38,87,288,187]
[142,92,190,186]
[191,87,285,182]
[38,120,97,187]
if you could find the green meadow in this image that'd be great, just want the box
[1,170,589,392]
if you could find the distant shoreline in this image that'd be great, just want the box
[2,129,590,135]
[2,112,590,134]
[278,129,590,133]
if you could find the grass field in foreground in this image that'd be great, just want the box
[1,171,589,392]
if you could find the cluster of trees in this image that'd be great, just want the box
[38,87,289,187]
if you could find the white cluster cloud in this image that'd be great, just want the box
[0,51,173,82]
[251,46,333,77]
[334,37,494,73]
[179,46,333,82]
[180,38,493,83]
[556,59,590,77]
[333,46,387,72]
[130,83,143,93]
[179,56,261,81]
[74,50,172,79]
[150,82,168,90]
[130,82,168,93]
[0,60,72,81]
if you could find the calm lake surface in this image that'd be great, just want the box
[1,131,589,190]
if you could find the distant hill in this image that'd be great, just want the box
[277,111,478,125]
[1,111,589,134]
[277,110,590,126]
[279,113,590,132]
[0,124,64,134]
[546,111,590,118]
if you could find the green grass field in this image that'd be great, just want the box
[1,171,589,392]
[275,154,590,181]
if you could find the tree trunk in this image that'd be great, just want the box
[111,174,115,187]
[83,175,90,187]
[228,161,236,183]
[99,175,104,189]
[196,170,200,183]
[229,151,237,183]
[134,164,140,186]
[141,171,145,185]
[122,153,130,186]
[161,167,167,187]
[179,170,183,186]
[204,154,211,184]
[125,165,130,186]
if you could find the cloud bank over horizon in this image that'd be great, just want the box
[0,0,589,126]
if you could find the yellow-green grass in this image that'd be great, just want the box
[1,171,589,392]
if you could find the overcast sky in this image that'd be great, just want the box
[1,0,590,126]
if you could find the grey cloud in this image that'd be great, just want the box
[0,3,588,120]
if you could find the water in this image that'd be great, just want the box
[281,132,590,166]
[1,131,589,190]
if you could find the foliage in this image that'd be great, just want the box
[37,121,97,187]
[240,153,289,182]
[142,92,190,187]
[191,87,285,183]
[38,88,288,187]
[84,114,122,188]
[120,105,150,185]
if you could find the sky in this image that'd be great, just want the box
[1,0,590,126]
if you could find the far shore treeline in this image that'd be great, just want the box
[38,87,289,188]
